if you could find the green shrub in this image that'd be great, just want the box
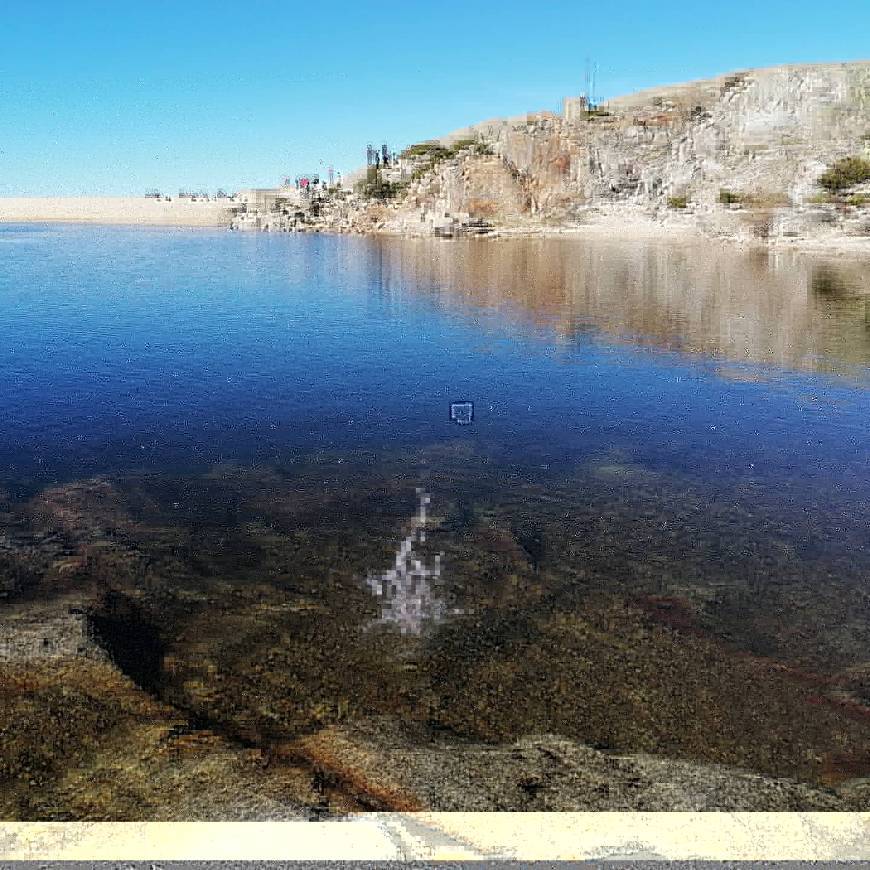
[356,168,408,200]
[741,190,791,208]
[447,138,495,157]
[667,195,688,209]
[400,138,494,186]
[401,141,452,161]
[847,193,869,207]
[448,138,477,153]
[818,156,870,192]
[367,180,407,200]
[719,189,742,205]
[807,191,833,204]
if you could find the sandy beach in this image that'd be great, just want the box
[0,197,236,227]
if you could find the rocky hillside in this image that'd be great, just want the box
[343,62,870,241]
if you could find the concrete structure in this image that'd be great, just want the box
[0,197,237,226]
[235,188,281,212]
[563,94,589,123]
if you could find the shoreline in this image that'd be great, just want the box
[3,197,870,260]
[369,216,870,261]
[0,196,236,228]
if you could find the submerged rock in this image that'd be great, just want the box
[288,718,855,811]
[0,657,314,820]
[2,454,870,817]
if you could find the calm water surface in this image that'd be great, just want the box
[1,223,869,491]
[2,223,870,805]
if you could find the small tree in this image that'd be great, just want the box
[447,137,477,153]
[358,167,407,201]
[818,156,870,192]
[401,141,453,161]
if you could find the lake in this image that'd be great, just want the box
[1,223,870,816]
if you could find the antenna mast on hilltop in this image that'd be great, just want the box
[584,57,600,108]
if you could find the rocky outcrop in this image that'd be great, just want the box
[468,63,870,209]
[4,455,870,817]
[341,62,870,243]
[0,597,105,663]
[293,719,859,811]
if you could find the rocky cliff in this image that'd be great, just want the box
[343,62,870,242]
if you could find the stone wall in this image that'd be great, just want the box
[0,197,237,227]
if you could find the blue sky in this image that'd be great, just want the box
[1,0,868,196]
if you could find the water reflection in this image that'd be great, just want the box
[3,226,870,817]
[359,237,870,375]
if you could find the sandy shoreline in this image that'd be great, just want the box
[3,197,869,260]
[372,219,870,261]
[447,220,870,260]
[0,197,236,227]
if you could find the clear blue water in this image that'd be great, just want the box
[0,223,868,501]
[4,222,870,807]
